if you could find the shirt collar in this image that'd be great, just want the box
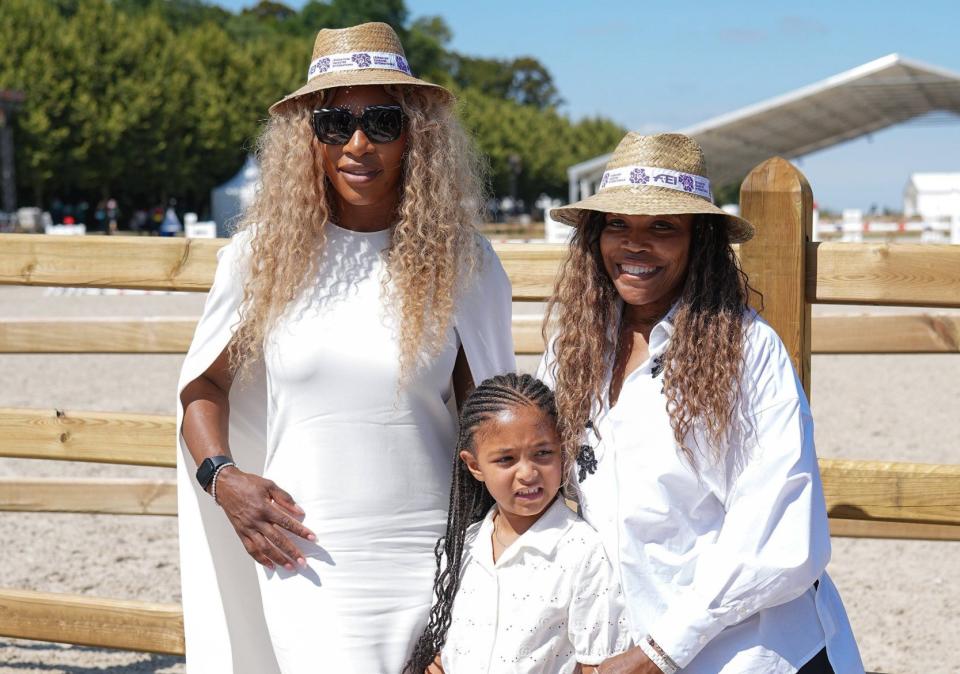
[475,498,577,570]
[595,300,680,420]
[609,298,680,376]
[614,298,679,347]
[648,299,680,351]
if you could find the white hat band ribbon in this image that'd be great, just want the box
[599,166,712,200]
[307,51,413,81]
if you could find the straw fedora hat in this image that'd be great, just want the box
[551,132,754,243]
[269,22,452,115]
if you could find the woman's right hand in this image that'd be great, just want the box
[214,467,316,570]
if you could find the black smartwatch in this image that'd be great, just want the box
[196,455,235,491]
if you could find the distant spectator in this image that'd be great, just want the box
[50,197,64,225]
[76,201,89,225]
[94,200,107,232]
[129,209,149,235]
[160,205,182,237]
[150,205,164,235]
[500,196,515,218]
[106,198,119,234]
[486,196,501,223]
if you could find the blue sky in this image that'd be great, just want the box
[216,0,960,211]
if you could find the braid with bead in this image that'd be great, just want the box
[403,373,558,674]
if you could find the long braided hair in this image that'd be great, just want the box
[404,373,558,674]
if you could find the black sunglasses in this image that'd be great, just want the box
[311,105,405,145]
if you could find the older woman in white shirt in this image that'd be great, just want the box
[538,133,864,674]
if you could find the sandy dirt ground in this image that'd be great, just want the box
[1,286,958,673]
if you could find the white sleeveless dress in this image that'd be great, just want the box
[175,222,515,673]
[257,222,458,671]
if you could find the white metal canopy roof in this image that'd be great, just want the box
[568,54,960,200]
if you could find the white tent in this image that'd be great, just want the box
[211,155,260,237]
[904,173,960,219]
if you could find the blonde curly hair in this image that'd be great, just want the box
[545,212,760,466]
[228,85,485,379]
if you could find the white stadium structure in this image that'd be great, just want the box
[566,54,960,205]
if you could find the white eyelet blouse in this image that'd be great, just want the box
[440,498,632,673]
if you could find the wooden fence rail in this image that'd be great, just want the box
[0,317,198,354]
[3,314,960,355]
[0,589,184,655]
[806,242,960,307]
[820,459,960,526]
[0,408,176,466]
[0,477,177,515]
[4,235,960,307]
[0,235,222,292]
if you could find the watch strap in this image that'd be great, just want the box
[196,455,234,491]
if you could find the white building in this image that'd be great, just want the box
[904,173,960,219]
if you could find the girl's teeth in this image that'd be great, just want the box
[622,264,655,275]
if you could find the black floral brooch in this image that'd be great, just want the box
[651,355,664,378]
[652,354,666,394]
[576,420,599,482]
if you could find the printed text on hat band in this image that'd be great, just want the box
[307,51,413,81]
[599,166,713,200]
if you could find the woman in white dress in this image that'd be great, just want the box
[539,133,864,674]
[176,23,514,673]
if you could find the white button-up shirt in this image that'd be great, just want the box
[441,499,631,673]
[539,309,865,674]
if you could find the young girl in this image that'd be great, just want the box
[405,373,630,674]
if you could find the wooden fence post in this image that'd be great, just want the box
[738,157,814,399]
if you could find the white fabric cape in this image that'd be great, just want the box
[175,232,516,673]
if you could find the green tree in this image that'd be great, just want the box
[456,87,623,203]
[404,16,455,84]
[295,0,407,35]
[0,0,71,204]
[712,181,742,206]
[242,1,297,23]
[1,0,627,218]
[113,0,232,31]
[507,57,561,109]
[450,55,561,110]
